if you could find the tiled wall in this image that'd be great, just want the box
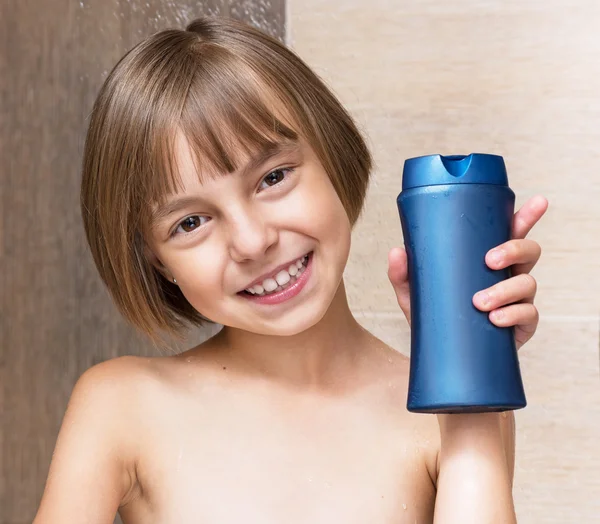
[288,1,600,521]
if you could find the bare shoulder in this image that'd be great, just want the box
[62,355,165,467]
[71,355,161,413]
[76,351,198,393]
[71,353,198,425]
[77,353,154,384]
[33,355,163,522]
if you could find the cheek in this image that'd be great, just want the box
[163,248,225,302]
[293,175,352,255]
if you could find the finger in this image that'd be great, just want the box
[485,238,542,276]
[388,246,408,284]
[488,303,540,350]
[388,247,411,323]
[489,302,539,328]
[473,273,537,311]
[512,195,549,240]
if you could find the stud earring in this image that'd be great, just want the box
[173,278,177,284]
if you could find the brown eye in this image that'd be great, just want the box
[181,216,200,232]
[174,215,208,236]
[259,168,292,190]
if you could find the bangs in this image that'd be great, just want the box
[145,43,299,212]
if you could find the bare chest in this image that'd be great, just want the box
[121,386,436,523]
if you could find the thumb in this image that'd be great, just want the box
[388,246,411,325]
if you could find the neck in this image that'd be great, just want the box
[214,279,369,390]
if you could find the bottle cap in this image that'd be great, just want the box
[401,153,508,190]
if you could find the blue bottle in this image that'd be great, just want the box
[396,153,526,413]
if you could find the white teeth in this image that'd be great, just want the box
[275,270,291,286]
[262,278,278,292]
[244,253,310,295]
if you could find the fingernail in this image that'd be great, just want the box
[489,249,504,265]
[492,309,504,321]
[476,291,491,306]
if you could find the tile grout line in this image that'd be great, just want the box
[352,311,600,323]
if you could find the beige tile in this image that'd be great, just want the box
[289,1,600,113]
[513,319,600,522]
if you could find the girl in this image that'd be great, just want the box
[34,16,547,524]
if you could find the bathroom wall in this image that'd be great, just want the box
[288,1,600,521]
[2,0,598,522]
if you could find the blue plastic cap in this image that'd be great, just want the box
[401,153,508,190]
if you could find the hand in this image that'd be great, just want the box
[388,195,548,350]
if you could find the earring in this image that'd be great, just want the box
[173,277,177,284]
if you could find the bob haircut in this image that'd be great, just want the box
[81,16,372,344]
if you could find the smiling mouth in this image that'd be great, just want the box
[239,251,312,297]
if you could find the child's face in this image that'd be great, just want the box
[147,133,352,336]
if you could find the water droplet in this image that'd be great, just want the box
[403,503,407,510]
[461,213,465,217]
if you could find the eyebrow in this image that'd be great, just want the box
[150,140,301,228]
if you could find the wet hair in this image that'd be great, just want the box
[80,16,372,343]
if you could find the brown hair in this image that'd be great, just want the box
[81,16,372,344]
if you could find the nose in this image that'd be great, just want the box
[227,205,278,263]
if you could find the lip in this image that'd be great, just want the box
[238,251,312,293]
[239,252,313,305]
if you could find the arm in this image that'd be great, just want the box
[387,197,545,521]
[33,358,139,523]
[433,412,517,524]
